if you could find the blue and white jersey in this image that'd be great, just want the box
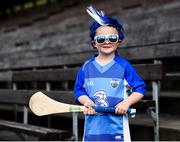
[74,53,146,141]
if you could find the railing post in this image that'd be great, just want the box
[152,81,160,141]
[152,59,161,141]
[63,66,78,140]
[46,81,51,128]
[13,82,28,140]
[72,112,78,141]
[23,107,28,124]
[12,83,18,122]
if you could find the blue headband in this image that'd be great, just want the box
[86,5,124,41]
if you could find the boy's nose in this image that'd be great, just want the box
[104,38,110,44]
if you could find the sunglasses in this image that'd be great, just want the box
[94,34,119,44]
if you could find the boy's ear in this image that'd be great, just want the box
[91,41,96,46]
[91,41,98,49]
[118,40,122,43]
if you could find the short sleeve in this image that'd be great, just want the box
[73,67,88,102]
[124,62,146,96]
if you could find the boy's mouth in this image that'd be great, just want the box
[102,45,112,48]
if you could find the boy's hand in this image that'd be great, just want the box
[84,102,96,115]
[115,101,130,115]
[115,92,144,115]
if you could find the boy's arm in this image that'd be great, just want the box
[74,67,95,115]
[123,92,144,106]
[116,60,146,115]
[78,95,95,106]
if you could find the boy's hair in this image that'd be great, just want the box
[89,16,125,41]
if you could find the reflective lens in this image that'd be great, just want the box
[94,34,119,44]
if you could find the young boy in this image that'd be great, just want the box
[74,5,146,141]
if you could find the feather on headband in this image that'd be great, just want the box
[86,5,109,25]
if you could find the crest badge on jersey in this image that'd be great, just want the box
[110,79,120,88]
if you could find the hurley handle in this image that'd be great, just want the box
[92,106,136,117]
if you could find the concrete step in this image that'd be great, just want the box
[130,114,180,141]
[0,130,38,141]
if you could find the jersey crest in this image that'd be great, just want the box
[110,79,120,88]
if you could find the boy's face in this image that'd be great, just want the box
[93,25,121,55]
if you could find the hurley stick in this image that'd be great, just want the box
[29,91,136,117]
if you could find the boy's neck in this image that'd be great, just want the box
[96,53,115,66]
